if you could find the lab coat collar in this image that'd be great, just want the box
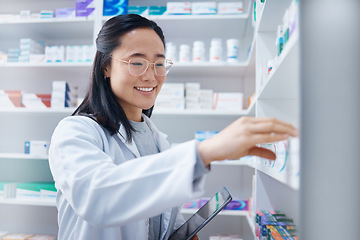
[118,124,141,158]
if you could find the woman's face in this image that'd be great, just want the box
[105,28,166,122]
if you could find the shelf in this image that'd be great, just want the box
[0,62,92,68]
[211,157,256,167]
[0,153,48,160]
[104,14,249,22]
[0,107,255,116]
[0,108,76,113]
[254,138,300,190]
[257,29,299,100]
[153,108,252,116]
[181,208,249,217]
[0,198,56,207]
[256,0,292,33]
[0,17,95,24]
[0,17,94,43]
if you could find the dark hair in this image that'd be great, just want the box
[73,14,165,141]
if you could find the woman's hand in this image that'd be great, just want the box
[190,234,199,240]
[197,117,298,166]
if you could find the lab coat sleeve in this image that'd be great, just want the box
[49,116,207,228]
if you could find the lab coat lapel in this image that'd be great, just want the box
[118,124,140,158]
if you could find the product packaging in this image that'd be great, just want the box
[156,83,185,110]
[191,2,216,15]
[127,6,148,15]
[149,6,167,15]
[22,93,51,108]
[195,131,218,142]
[103,0,128,16]
[182,199,199,209]
[179,44,190,62]
[26,235,57,240]
[40,10,54,19]
[224,199,248,210]
[2,234,34,240]
[24,141,49,155]
[213,92,244,111]
[0,90,21,107]
[166,2,191,15]
[218,2,243,15]
[16,182,56,200]
[226,39,239,62]
[55,8,75,18]
[76,0,95,17]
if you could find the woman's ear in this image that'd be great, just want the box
[104,67,110,78]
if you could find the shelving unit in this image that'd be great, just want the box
[0,0,275,239]
[252,0,300,237]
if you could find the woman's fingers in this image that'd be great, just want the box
[247,118,298,137]
[248,146,276,160]
[249,132,291,146]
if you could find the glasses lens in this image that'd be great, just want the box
[155,59,172,76]
[128,58,148,76]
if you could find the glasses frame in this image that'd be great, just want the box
[110,56,173,76]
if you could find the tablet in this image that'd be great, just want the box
[169,187,232,240]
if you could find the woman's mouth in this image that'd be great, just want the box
[134,87,155,92]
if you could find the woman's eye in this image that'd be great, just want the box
[132,62,143,66]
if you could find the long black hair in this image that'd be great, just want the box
[73,14,165,141]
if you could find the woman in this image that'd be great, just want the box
[49,14,297,240]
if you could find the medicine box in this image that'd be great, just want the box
[103,0,128,16]
[149,6,167,15]
[26,235,57,240]
[127,6,148,15]
[156,83,185,110]
[213,92,244,111]
[218,2,244,15]
[224,199,248,210]
[0,182,16,199]
[55,8,75,18]
[16,182,56,200]
[24,140,49,155]
[22,93,50,109]
[191,2,217,15]
[166,2,191,15]
[0,90,22,108]
[2,234,35,240]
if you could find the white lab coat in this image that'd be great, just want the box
[49,114,207,240]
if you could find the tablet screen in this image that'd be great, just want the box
[169,187,232,240]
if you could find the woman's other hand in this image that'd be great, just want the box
[197,117,298,166]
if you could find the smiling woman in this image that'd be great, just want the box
[103,28,168,122]
[48,14,297,240]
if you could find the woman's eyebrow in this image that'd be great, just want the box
[127,53,166,58]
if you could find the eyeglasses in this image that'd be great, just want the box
[110,57,173,76]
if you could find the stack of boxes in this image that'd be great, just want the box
[45,45,65,63]
[65,45,95,63]
[155,83,185,110]
[19,38,45,63]
[7,48,20,63]
[185,83,213,110]
[0,90,21,107]
[51,81,78,108]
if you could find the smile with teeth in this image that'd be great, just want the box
[135,87,155,92]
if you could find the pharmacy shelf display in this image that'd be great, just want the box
[0,0,258,238]
[252,1,300,239]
